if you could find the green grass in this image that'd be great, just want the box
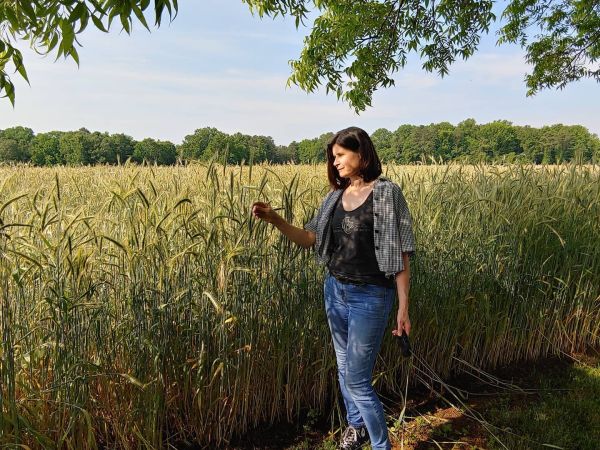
[486,357,600,450]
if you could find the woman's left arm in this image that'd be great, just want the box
[392,252,411,336]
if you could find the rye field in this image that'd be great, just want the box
[0,162,599,448]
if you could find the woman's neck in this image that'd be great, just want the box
[347,176,375,190]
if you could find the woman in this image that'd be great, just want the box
[251,126,416,450]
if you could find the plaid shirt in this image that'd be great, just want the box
[304,176,416,277]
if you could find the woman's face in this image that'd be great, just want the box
[332,144,361,179]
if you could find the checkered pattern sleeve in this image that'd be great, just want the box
[304,214,318,233]
[392,183,416,257]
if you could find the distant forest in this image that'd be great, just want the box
[1,119,599,165]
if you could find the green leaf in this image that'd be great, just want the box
[46,33,60,52]
[68,2,86,23]
[1,76,16,106]
[132,4,150,31]
[89,0,107,16]
[154,0,165,26]
[13,53,30,84]
[60,19,75,53]
[77,7,90,33]
[21,1,37,22]
[4,7,20,29]
[120,14,131,34]
[69,46,80,66]
[91,14,108,32]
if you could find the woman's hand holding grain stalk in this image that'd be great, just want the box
[251,202,316,249]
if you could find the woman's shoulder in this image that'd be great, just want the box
[376,176,402,192]
[320,187,342,205]
[376,178,409,208]
[324,187,338,197]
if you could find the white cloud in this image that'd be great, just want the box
[451,52,530,84]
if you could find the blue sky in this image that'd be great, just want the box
[1,0,599,146]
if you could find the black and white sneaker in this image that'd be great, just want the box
[338,425,369,450]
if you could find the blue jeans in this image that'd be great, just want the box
[324,273,395,450]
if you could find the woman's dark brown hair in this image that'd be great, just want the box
[326,126,382,190]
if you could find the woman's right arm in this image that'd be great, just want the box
[251,202,316,249]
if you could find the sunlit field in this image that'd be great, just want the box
[1,162,599,448]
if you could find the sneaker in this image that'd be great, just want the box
[338,425,369,450]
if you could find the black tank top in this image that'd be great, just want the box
[327,190,394,288]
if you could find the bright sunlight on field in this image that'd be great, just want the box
[1,162,599,448]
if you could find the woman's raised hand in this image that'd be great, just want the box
[251,202,315,248]
[251,202,281,224]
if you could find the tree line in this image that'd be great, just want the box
[1,120,599,166]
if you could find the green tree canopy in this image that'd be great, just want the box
[371,128,395,162]
[133,138,177,165]
[0,126,33,161]
[178,127,278,164]
[58,128,94,165]
[1,1,598,110]
[29,132,63,166]
[296,132,333,163]
[0,138,19,162]
[100,133,135,164]
[179,127,222,160]
[478,120,521,161]
[247,0,600,110]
